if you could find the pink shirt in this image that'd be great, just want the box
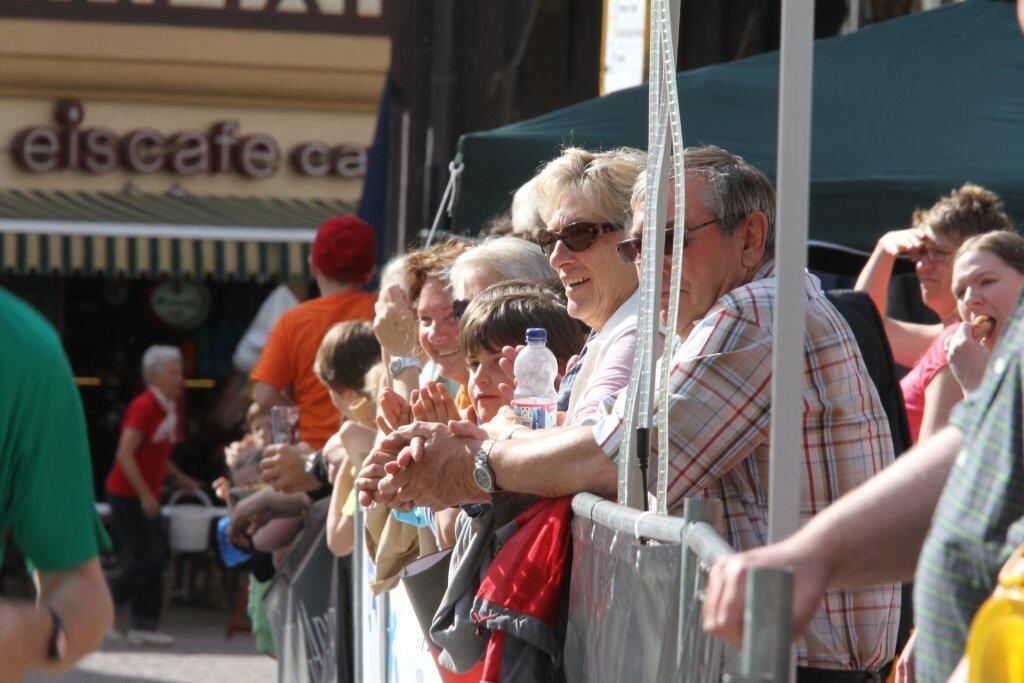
[900,323,958,444]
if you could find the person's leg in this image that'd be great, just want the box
[109,494,153,615]
[129,513,167,631]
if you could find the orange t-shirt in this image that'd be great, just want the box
[250,290,376,449]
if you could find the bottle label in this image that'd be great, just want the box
[511,399,557,430]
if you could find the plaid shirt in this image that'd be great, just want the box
[914,296,1024,681]
[593,260,898,670]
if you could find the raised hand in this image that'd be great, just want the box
[945,322,991,393]
[373,284,420,358]
[497,345,523,403]
[410,381,461,424]
[877,227,926,258]
[376,388,413,435]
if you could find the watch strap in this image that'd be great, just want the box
[305,450,329,485]
[46,605,65,662]
[389,355,423,375]
[475,439,497,493]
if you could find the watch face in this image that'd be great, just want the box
[473,464,494,492]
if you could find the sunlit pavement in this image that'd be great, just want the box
[28,605,276,683]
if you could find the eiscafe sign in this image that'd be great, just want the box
[11,100,367,179]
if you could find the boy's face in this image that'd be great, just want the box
[467,348,507,423]
[250,415,272,447]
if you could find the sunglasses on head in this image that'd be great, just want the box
[536,222,622,256]
[615,216,725,264]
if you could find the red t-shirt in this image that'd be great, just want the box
[249,290,377,449]
[899,323,958,444]
[105,388,176,498]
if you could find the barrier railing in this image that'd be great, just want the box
[567,492,794,683]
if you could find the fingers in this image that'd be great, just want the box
[449,419,488,441]
[702,556,746,645]
[433,383,459,421]
[465,404,479,425]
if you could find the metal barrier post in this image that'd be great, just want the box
[677,498,724,681]
[739,568,794,682]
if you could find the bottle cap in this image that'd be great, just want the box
[525,327,547,343]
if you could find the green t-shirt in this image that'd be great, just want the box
[0,288,109,571]
[914,296,1024,681]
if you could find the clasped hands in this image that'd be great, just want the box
[355,419,489,512]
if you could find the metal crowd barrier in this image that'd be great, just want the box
[568,493,794,683]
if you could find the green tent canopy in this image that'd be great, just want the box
[452,0,1024,252]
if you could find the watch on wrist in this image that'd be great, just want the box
[388,355,423,376]
[473,439,497,493]
[46,605,67,663]
[304,450,329,485]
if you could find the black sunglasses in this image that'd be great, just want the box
[615,217,723,264]
[452,298,470,321]
[536,222,622,256]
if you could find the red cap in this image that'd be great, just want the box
[311,215,378,283]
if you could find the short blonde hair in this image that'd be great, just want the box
[313,321,381,395]
[534,147,646,228]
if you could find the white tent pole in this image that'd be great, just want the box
[769,0,814,549]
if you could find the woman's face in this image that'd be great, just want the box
[953,248,1024,346]
[914,225,960,318]
[546,191,638,331]
[466,348,507,423]
[417,277,468,384]
[151,360,184,400]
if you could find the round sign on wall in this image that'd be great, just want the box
[148,280,211,331]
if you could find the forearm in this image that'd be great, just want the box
[116,449,153,499]
[853,244,896,316]
[326,469,354,557]
[252,381,291,411]
[36,560,114,671]
[166,461,191,487]
[801,426,961,588]
[390,364,421,400]
[490,426,617,499]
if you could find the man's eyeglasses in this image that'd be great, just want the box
[615,217,722,264]
[536,222,622,256]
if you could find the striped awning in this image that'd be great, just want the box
[0,190,358,281]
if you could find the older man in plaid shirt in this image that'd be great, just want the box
[358,145,899,679]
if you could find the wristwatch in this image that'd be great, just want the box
[389,355,423,376]
[46,606,67,663]
[473,439,497,493]
[303,449,329,485]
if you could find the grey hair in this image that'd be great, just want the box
[631,145,776,252]
[446,236,557,300]
[379,253,408,292]
[510,176,546,239]
[142,345,183,382]
[533,146,647,228]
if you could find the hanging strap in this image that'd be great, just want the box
[424,159,465,247]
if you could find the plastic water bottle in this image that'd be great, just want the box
[511,328,558,430]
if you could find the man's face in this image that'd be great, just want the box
[629,175,755,335]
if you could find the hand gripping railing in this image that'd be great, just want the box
[569,493,793,683]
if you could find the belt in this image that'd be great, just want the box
[796,660,892,683]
